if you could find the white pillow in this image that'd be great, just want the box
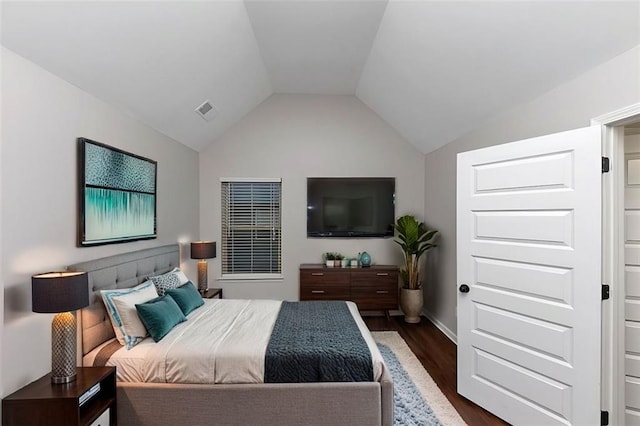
[172,267,189,285]
[101,281,159,349]
[111,285,159,343]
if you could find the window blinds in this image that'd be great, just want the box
[221,180,282,276]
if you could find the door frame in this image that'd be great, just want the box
[592,102,640,425]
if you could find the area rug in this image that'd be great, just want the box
[372,331,467,426]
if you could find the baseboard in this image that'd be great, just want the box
[422,309,457,344]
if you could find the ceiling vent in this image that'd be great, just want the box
[195,100,217,122]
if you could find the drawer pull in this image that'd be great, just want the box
[311,290,326,294]
[311,273,325,276]
[376,273,389,276]
[376,290,389,294]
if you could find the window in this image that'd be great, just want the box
[221,178,282,278]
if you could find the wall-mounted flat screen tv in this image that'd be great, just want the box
[307,177,395,238]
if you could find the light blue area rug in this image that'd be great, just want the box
[372,331,467,426]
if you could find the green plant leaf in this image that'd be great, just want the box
[393,214,438,289]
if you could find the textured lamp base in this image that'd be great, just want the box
[51,312,77,384]
[197,260,208,293]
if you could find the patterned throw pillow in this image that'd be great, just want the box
[149,270,182,296]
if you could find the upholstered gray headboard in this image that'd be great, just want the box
[68,244,180,357]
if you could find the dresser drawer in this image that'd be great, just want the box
[300,270,350,286]
[350,270,398,286]
[351,283,398,311]
[300,285,349,301]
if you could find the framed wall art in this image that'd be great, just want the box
[78,137,157,246]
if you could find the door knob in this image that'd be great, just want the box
[459,284,470,293]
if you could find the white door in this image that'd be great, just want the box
[457,126,602,425]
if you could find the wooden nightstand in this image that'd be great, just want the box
[2,366,116,426]
[201,287,223,299]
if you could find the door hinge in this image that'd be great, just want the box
[601,410,609,425]
[602,284,610,300]
[602,157,610,173]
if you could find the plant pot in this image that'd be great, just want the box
[326,260,334,267]
[400,287,423,323]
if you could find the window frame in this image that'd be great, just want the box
[219,177,283,280]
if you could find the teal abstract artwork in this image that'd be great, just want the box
[79,138,157,246]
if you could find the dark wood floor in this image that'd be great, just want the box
[364,315,509,426]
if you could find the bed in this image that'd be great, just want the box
[69,244,393,426]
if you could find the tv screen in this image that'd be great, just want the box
[307,177,395,238]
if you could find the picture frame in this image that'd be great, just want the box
[78,137,157,246]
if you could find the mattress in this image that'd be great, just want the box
[84,299,385,384]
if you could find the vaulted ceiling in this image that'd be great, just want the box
[2,1,639,154]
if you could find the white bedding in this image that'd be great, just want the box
[84,299,385,384]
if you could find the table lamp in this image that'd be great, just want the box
[191,241,216,293]
[32,271,89,384]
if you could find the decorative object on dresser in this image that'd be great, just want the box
[358,251,372,267]
[324,252,336,267]
[77,137,157,247]
[324,252,347,267]
[393,214,438,323]
[299,264,399,320]
[32,271,89,384]
[2,366,116,426]
[190,240,216,293]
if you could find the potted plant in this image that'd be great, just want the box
[325,252,336,267]
[335,253,344,267]
[393,215,438,323]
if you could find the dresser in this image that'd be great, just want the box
[299,264,399,319]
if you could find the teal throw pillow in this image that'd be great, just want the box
[166,281,204,316]
[135,295,187,342]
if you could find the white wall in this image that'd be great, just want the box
[200,94,425,300]
[1,48,200,397]
[423,45,640,338]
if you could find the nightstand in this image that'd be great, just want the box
[2,366,116,426]
[201,287,223,299]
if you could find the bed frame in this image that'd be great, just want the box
[70,244,393,426]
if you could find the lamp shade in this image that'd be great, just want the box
[32,271,89,313]
[191,241,216,259]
